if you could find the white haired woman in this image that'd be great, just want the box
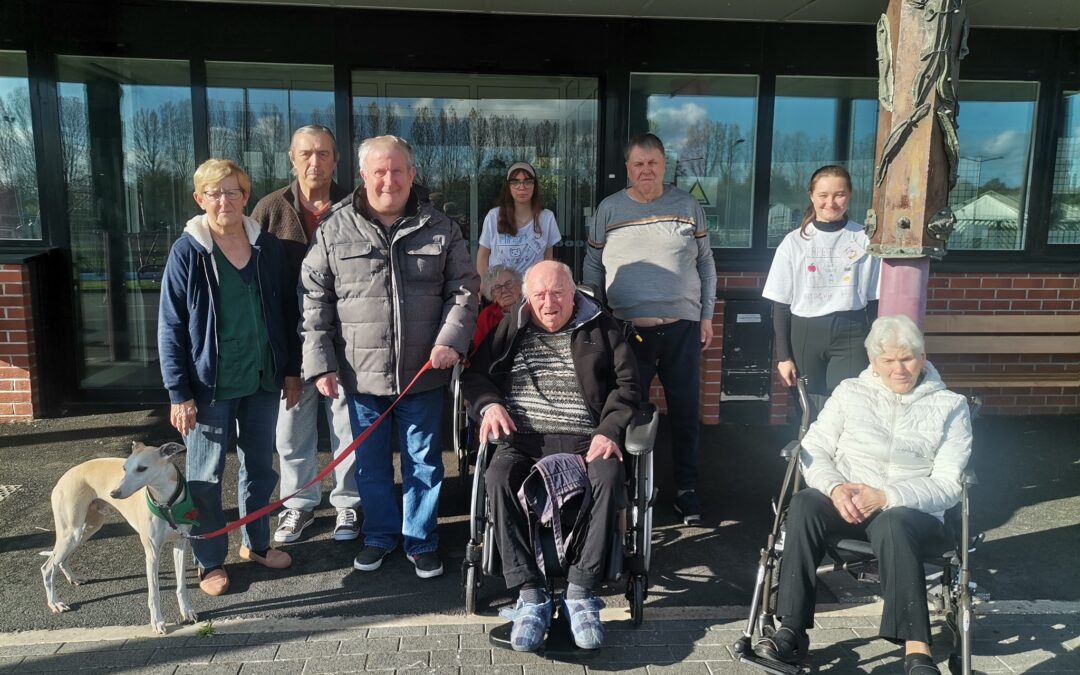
[470,264,523,355]
[755,315,973,675]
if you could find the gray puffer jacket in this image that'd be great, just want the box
[800,361,972,519]
[300,188,479,396]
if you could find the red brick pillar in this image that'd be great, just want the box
[0,264,38,422]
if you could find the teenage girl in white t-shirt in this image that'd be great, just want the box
[476,161,561,279]
[762,165,881,408]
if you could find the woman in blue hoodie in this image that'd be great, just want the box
[158,159,299,597]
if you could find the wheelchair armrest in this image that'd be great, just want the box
[624,404,659,456]
[486,431,513,446]
[962,468,978,487]
[780,440,801,460]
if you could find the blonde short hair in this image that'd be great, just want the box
[193,158,251,196]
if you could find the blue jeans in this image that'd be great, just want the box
[346,387,444,556]
[185,388,280,570]
[632,320,701,491]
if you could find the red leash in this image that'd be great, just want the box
[185,361,434,540]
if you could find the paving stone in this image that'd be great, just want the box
[56,640,119,653]
[188,634,252,648]
[521,665,586,675]
[459,634,495,650]
[690,630,741,647]
[241,661,307,675]
[211,645,280,663]
[367,626,428,638]
[275,641,341,660]
[703,620,745,632]
[814,615,876,628]
[401,635,460,652]
[701,661,743,675]
[128,636,195,650]
[590,646,675,663]
[995,647,1069,670]
[175,665,242,675]
[364,651,431,670]
[459,666,524,675]
[0,643,60,657]
[490,650,544,666]
[587,664,647,674]
[80,648,158,668]
[0,657,24,674]
[148,647,217,665]
[246,632,309,645]
[428,625,486,635]
[339,638,403,655]
[303,654,367,673]
[402,668,460,675]
[679,646,732,663]
[644,663,710,675]
[1024,653,1080,672]
[307,629,368,642]
[430,649,493,667]
[806,628,859,645]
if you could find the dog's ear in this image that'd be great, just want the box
[132,441,146,454]
[159,442,187,458]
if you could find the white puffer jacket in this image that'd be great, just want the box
[800,361,972,519]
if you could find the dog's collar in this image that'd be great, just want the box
[146,474,200,528]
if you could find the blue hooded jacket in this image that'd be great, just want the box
[158,214,299,405]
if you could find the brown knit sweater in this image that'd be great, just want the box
[250,180,351,284]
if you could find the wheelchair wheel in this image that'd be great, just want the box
[628,574,646,626]
[464,564,479,615]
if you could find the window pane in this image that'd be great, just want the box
[1049,90,1080,245]
[57,56,194,389]
[948,81,1038,251]
[350,71,598,269]
[0,51,40,240]
[207,62,335,206]
[770,76,878,247]
[630,74,757,248]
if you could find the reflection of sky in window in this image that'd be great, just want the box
[645,96,756,155]
[957,100,1035,186]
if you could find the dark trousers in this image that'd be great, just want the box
[486,434,624,590]
[632,319,700,490]
[790,310,870,399]
[776,489,946,645]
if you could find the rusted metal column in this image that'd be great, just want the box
[867,0,968,328]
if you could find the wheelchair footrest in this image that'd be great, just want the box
[737,653,807,675]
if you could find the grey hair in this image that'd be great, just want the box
[357,135,415,172]
[523,261,574,292]
[483,264,523,302]
[289,124,339,161]
[864,315,926,360]
[624,132,665,161]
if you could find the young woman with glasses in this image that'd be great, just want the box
[476,161,562,279]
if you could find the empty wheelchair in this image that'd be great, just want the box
[733,378,981,675]
[461,403,658,629]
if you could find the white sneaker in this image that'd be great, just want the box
[274,508,314,543]
[334,508,360,541]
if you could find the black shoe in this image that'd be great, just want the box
[674,490,703,525]
[905,654,941,674]
[352,546,390,572]
[410,551,444,579]
[753,626,809,665]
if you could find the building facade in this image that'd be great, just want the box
[0,0,1077,422]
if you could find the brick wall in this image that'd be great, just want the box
[926,272,1080,416]
[0,264,37,422]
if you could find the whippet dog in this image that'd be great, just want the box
[41,441,199,634]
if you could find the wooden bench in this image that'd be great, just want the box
[924,314,1080,388]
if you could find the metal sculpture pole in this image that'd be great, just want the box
[868,0,969,327]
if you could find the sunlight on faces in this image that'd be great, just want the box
[526,262,574,333]
[290,130,336,193]
[810,175,851,223]
[194,175,248,230]
[626,146,666,201]
[491,269,522,311]
[871,346,926,394]
[361,143,416,221]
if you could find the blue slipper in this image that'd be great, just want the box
[561,595,606,650]
[499,596,553,652]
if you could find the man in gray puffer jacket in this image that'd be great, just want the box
[300,135,480,579]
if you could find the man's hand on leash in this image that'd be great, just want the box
[316,372,338,399]
[429,344,460,369]
[171,400,197,436]
[282,376,302,411]
[587,434,623,463]
[480,404,516,441]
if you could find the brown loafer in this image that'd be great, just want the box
[198,568,230,596]
[238,545,292,570]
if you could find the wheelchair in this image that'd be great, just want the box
[461,403,659,637]
[733,379,982,675]
[450,362,473,488]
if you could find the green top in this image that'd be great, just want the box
[212,246,277,400]
[145,476,200,527]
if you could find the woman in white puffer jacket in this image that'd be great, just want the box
[755,315,972,675]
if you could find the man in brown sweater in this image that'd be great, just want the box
[251,124,356,545]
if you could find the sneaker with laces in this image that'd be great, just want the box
[274,508,314,543]
[353,546,390,572]
[674,490,703,525]
[409,551,444,579]
[334,508,360,541]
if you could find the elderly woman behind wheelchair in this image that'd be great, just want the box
[471,264,524,356]
[755,315,972,675]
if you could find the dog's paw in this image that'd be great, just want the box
[48,601,71,614]
[66,576,86,586]
[151,619,167,635]
[179,608,198,625]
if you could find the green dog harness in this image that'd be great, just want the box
[146,475,200,528]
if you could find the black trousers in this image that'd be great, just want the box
[776,489,946,645]
[485,433,624,590]
[790,310,870,399]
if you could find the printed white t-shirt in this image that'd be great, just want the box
[762,221,881,318]
[479,207,561,276]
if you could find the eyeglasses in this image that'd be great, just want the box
[508,179,535,189]
[491,280,519,294]
[202,189,245,202]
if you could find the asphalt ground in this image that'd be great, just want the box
[0,406,1076,635]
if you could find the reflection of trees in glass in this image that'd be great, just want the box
[0,86,40,237]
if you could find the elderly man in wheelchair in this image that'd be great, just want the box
[461,260,641,653]
[751,315,973,675]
